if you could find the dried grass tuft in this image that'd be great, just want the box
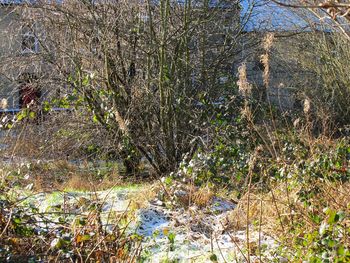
[260,53,270,88]
[226,183,302,235]
[227,179,350,246]
[237,63,252,98]
[191,186,214,207]
[63,175,94,191]
[263,33,275,51]
[261,33,274,88]
[128,185,156,210]
[303,97,311,115]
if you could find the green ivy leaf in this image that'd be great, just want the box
[29,112,36,119]
[210,254,218,262]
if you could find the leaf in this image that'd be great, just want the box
[82,75,90,86]
[335,211,346,221]
[162,228,169,236]
[210,254,218,262]
[327,209,340,224]
[76,234,91,243]
[93,114,99,123]
[17,108,31,121]
[29,111,36,119]
[13,217,22,224]
[43,101,51,112]
[50,238,64,249]
[164,177,173,186]
[168,232,175,243]
[9,238,20,245]
[117,248,125,259]
[338,245,345,256]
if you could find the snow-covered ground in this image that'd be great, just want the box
[15,186,280,262]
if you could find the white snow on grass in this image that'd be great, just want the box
[16,186,279,262]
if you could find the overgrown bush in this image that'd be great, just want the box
[0,169,142,262]
[11,0,246,176]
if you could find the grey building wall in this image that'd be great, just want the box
[0,6,21,109]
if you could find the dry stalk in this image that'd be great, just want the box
[245,146,261,262]
[237,63,252,98]
[260,53,270,88]
[260,33,274,89]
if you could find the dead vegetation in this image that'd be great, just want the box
[0,0,350,262]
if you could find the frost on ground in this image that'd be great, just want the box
[14,186,279,262]
[135,197,279,262]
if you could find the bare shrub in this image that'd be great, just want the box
[1,0,249,176]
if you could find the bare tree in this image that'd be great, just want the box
[4,0,253,175]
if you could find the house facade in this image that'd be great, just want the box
[240,0,339,111]
[0,0,242,112]
[0,0,329,113]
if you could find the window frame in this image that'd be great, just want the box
[21,24,40,55]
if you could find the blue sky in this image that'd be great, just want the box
[241,0,310,31]
[240,0,337,32]
[1,0,337,32]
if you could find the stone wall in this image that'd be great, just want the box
[239,32,313,111]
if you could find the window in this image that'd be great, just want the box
[139,11,149,23]
[21,25,39,54]
[90,36,99,55]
